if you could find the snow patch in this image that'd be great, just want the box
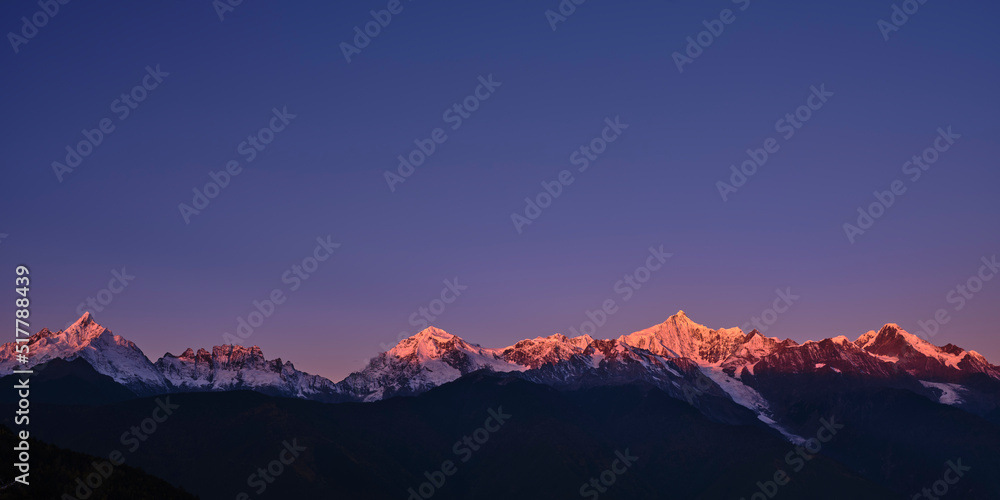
[919,380,965,405]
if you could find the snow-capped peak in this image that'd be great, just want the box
[860,323,964,367]
[154,343,343,401]
[0,312,168,394]
[388,326,476,362]
[617,310,746,363]
[500,333,591,369]
[61,310,111,345]
[73,310,94,326]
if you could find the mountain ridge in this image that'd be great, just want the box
[2,311,998,429]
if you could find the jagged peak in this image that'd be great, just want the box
[519,333,591,346]
[75,311,94,326]
[166,347,213,360]
[212,344,265,356]
[872,323,930,347]
[66,311,106,337]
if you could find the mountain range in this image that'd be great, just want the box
[3,311,1000,498]
[3,310,999,435]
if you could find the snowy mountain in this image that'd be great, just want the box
[154,345,346,402]
[337,326,522,401]
[854,323,1000,381]
[500,333,592,368]
[335,311,1000,432]
[0,313,346,401]
[3,311,999,429]
[617,310,747,363]
[0,312,168,395]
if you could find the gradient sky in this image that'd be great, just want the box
[2,0,998,381]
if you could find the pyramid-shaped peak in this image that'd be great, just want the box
[670,310,694,323]
[617,309,745,363]
[69,311,99,330]
[663,309,711,330]
[862,323,952,357]
[870,323,928,347]
[64,311,109,341]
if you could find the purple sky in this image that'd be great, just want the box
[2,0,998,381]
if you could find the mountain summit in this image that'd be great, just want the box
[0,312,168,394]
